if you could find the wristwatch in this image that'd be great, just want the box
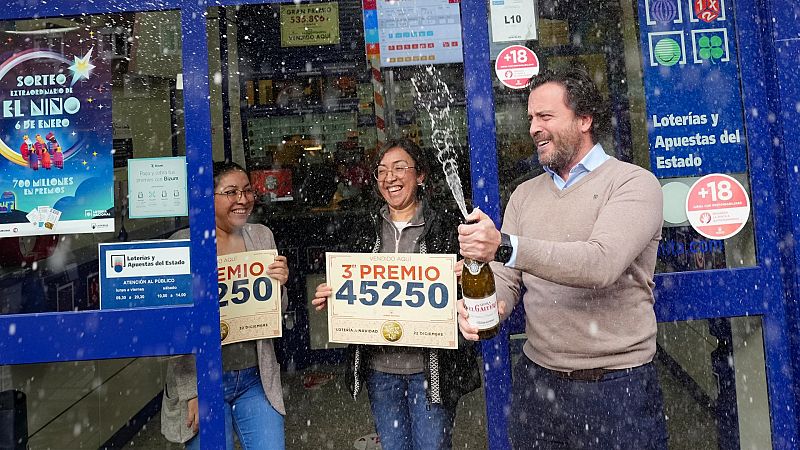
[494,232,513,264]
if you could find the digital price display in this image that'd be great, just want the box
[374,0,464,67]
[218,249,281,344]
[326,252,458,349]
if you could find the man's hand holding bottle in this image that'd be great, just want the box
[457,209,504,341]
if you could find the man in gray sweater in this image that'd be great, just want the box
[457,67,667,449]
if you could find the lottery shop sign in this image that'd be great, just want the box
[685,173,750,240]
[495,45,539,89]
[637,0,747,177]
[99,240,191,310]
[694,0,721,22]
[326,252,458,349]
[218,250,281,344]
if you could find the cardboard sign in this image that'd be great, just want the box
[218,250,281,344]
[326,252,458,349]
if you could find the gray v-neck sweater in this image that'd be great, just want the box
[493,157,663,371]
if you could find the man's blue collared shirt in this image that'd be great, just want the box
[505,144,610,267]
[542,143,611,190]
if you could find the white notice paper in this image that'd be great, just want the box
[490,0,538,43]
[128,157,188,219]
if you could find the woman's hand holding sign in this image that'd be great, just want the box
[268,255,289,285]
[312,283,332,311]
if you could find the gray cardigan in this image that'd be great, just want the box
[161,224,288,444]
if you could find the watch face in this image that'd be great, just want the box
[496,244,513,263]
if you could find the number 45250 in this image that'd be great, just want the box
[335,280,449,308]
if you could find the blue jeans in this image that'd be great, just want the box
[509,355,668,450]
[366,370,455,450]
[185,366,284,450]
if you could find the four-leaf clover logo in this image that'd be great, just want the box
[698,35,724,63]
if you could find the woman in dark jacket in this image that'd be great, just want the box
[312,138,480,450]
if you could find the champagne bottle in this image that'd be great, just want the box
[461,258,499,339]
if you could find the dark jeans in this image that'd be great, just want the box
[185,367,284,450]
[366,370,456,450]
[509,355,668,450]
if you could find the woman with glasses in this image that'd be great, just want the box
[312,139,480,450]
[161,161,289,450]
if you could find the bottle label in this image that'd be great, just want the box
[463,293,499,329]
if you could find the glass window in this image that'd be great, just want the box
[489,0,756,274]
[0,11,190,315]
[656,317,771,449]
[0,356,186,448]
[506,316,772,449]
[207,1,484,446]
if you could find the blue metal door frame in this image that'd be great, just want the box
[460,0,799,448]
[0,1,227,448]
[0,0,797,449]
[769,0,800,445]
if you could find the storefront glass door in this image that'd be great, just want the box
[0,2,228,448]
[0,0,795,449]
[465,0,797,448]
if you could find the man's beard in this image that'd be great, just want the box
[536,122,582,173]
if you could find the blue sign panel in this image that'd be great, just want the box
[638,0,747,177]
[98,239,192,309]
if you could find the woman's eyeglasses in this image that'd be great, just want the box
[215,188,256,201]
[373,165,416,181]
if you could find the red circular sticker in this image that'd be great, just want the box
[685,174,750,240]
[495,45,539,90]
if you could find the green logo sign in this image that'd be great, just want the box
[654,38,681,66]
[698,35,724,63]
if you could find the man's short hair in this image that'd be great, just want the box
[528,66,608,143]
